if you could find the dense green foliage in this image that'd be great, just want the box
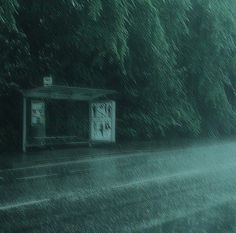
[1,0,236,150]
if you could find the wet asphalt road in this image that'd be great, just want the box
[1,141,236,232]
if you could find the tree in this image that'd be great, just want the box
[118,0,200,139]
[0,0,18,30]
[16,0,132,87]
[181,0,236,136]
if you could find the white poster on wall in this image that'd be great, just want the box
[90,101,116,142]
[31,101,45,125]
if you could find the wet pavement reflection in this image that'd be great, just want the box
[1,141,236,232]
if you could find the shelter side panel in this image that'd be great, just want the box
[90,101,116,143]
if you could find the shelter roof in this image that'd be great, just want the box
[23,85,117,101]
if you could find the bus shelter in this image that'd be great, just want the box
[22,85,116,152]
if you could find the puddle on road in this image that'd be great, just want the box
[146,202,236,233]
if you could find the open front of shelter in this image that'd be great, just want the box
[22,86,116,152]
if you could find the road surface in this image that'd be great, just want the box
[1,140,236,232]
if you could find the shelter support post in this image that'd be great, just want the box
[22,96,27,153]
[88,101,92,147]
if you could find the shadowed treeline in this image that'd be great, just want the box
[1,1,236,151]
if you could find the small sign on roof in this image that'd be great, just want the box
[43,76,53,87]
